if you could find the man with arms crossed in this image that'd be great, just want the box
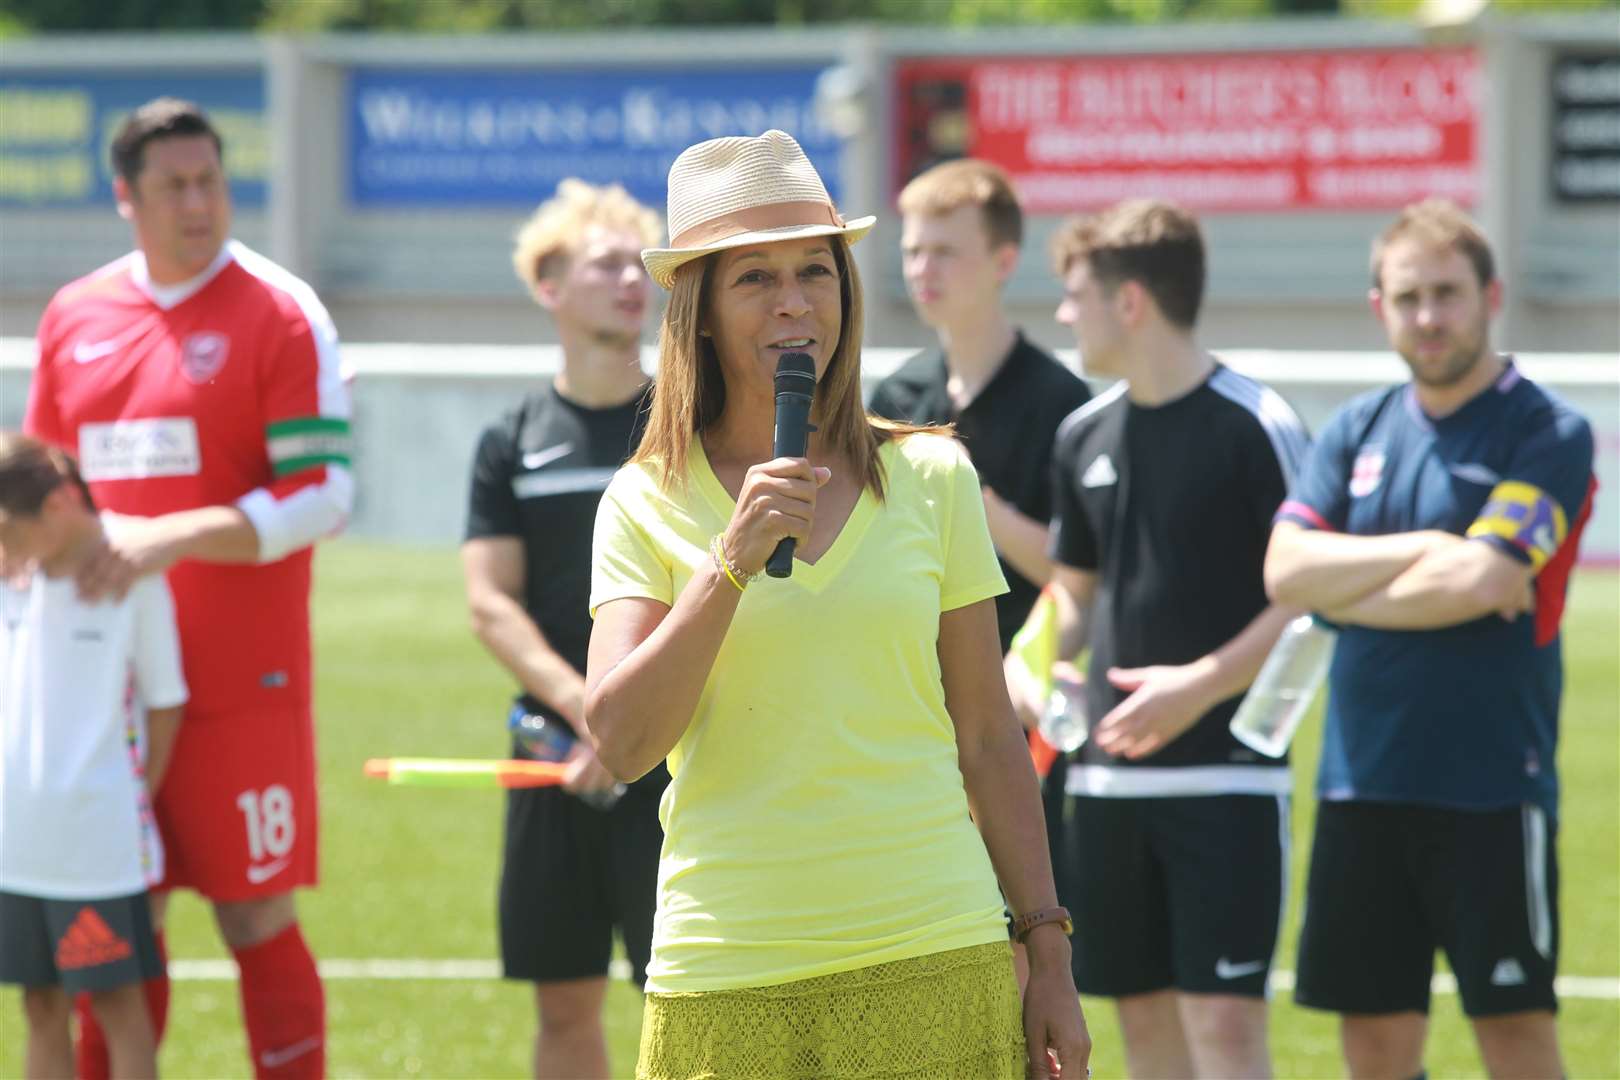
[25,98,351,1079]
[1013,200,1309,1079]
[461,180,665,1080]
[1266,199,1595,1080]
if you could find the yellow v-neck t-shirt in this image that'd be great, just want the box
[590,431,1011,993]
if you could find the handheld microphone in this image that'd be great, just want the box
[766,351,817,579]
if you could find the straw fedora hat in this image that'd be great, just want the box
[641,129,875,290]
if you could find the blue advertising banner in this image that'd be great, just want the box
[349,67,843,208]
[0,73,267,208]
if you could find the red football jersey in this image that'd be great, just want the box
[25,241,351,719]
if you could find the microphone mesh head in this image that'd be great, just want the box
[774,351,816,388]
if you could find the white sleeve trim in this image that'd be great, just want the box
[237,464,355,564]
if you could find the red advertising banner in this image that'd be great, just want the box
[894,48,1481,213]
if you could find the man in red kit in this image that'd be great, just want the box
[23,98,348,1079]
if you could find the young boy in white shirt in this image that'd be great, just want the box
[0,432,187,1079]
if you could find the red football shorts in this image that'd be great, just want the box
[153,709,319,902]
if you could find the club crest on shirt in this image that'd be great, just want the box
[180,332,230,384]
[1349,448,1385,498]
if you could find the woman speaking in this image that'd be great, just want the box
[585,130,1089,1080]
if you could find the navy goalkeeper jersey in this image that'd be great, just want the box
[1278,360,1596,821]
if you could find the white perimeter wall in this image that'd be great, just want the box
[2,339,1614,562]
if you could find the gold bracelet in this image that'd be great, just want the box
[709,534,754,592]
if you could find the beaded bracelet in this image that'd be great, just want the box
[709,534,756,592]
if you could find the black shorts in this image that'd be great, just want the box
[499,771,664,987]
[1296,800,1559,1018]
[1062,794,1288,998]
[0,889,162,994]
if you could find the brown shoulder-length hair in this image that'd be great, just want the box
[632,235,936,500]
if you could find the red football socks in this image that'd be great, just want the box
[234,923,326,1079]
[74,929,169,1080]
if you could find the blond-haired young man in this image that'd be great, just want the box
[461,180,664,1079]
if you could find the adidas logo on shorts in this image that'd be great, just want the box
[55,907,133,970]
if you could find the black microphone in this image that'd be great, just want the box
[766,351,817,579]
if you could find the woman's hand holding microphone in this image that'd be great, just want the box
[716,457,831,580]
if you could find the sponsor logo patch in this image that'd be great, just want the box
[78,418,201,481]
[180,331,230,384]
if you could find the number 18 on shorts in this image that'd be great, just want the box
[154,713,318,900]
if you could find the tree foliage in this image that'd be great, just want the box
[0,0,1612,33]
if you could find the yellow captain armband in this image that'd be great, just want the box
[1465,480,1568,573]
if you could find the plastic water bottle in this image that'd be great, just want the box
[507,707,626,810]
[1039,671,1089,754]
[1229,615,1337,758]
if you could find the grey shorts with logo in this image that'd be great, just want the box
[0,889,161,994]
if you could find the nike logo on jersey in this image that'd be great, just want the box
[73,338,125,364]
[246,857,291,885]
[1215,957,1267,980]
[1081,454,1118,488]
[522,443,574,470]
[259,1035,322,1069]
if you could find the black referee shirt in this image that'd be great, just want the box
[869,332,1092,651]
[1050,363,1310,769]
[465,379,650,734]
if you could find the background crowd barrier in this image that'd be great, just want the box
[3,338,1614,559]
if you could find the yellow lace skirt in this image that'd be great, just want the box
[635,941,1025,1080]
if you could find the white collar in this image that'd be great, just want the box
[131,241,237,310]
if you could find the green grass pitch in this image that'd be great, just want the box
[3,543,1615,1078]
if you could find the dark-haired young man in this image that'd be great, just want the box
[25,97,348,1079]
[1013,200,1309,1078]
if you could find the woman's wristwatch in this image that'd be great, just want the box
[1012,906,1074,943]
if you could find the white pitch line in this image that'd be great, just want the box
[1267,969,1620,999]
[170,957,632,982]
[165,959,1619,999]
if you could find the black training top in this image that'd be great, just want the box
[869,332,1092,651]
[1051,363,1310,775]
[465,379,651,734]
